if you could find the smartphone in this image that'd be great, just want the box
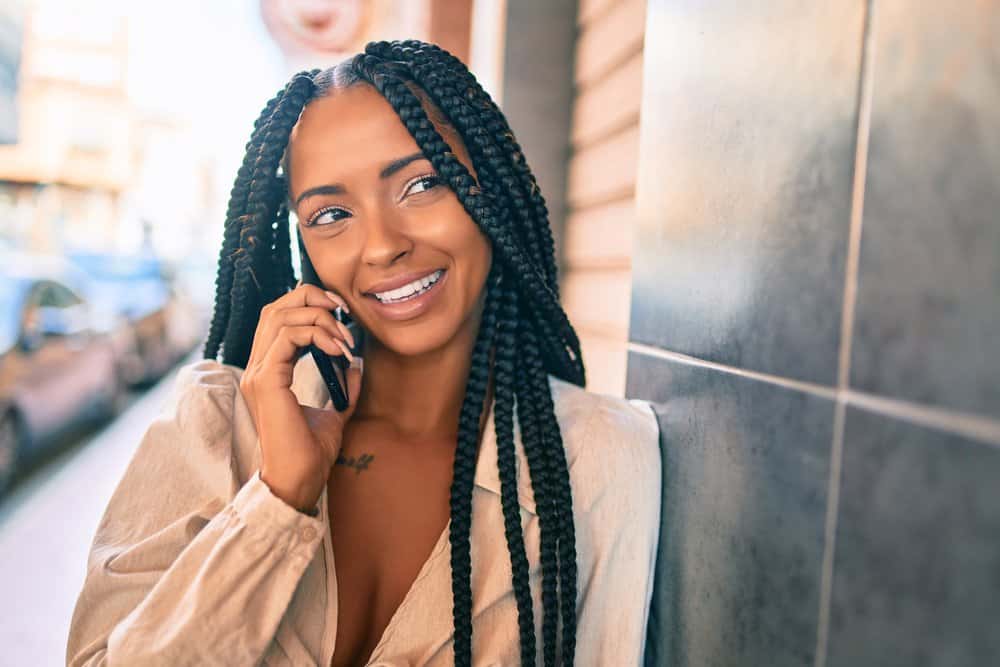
[296,228,365,411]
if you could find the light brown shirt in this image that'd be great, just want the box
[66,352,661,666]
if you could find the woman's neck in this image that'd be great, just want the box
[351,336,495,445]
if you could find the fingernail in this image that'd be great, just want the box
[350,356,364,373]
[325,290,349,312]
[340,322,356,348]
[334,338,354,362]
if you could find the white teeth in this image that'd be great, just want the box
[374,269,443,303]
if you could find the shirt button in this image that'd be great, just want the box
[300,526,317,541]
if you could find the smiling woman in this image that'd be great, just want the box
[66,40,661,667]
[284,78,492,346]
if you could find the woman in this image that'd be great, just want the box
[67,40,661,666]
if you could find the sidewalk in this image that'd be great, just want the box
[0,353,195,665]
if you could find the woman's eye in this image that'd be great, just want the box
[404,175,442,198]
[307,207,351,227]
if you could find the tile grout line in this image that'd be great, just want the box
[815,398,847,667]
[845,389,1000,446]
[815,0,877,663]
[627,341,838,399]
[835,20,875,393]
[627,341,1000,447]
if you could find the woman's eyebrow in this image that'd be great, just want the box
[293,151,428,208]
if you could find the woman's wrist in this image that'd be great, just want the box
[259,466,324,515]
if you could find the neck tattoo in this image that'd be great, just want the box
[336,452,375,475]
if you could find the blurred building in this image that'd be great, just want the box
[0,0,25,148]
[0,2,130,254]
[0,1,216,262]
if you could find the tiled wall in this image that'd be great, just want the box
[628,2,1000,666]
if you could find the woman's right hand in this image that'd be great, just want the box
[239,283,363,513]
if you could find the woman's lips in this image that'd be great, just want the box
[364,269,448,321]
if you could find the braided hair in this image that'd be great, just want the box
[202,39,586,666]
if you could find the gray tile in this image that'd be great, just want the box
[630,1,866,385]
[827,408,1000,667]
[849,2,1000,418]
[627,351,833,667]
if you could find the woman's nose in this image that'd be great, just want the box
[360,207,413,266]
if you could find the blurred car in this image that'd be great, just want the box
[67,251,202,387]
[169,255,216,339]
[0,265,124,494]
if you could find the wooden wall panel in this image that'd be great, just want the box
[571,50,644,149]
[563,199,637,270]
[561,0,646,396]
[574,0,646,89]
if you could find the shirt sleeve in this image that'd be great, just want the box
[569,396,662,666]
[65,360,326,667]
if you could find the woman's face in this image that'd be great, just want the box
[287,83,493,357]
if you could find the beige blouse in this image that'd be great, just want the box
[66,351,662,666]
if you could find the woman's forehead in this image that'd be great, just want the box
[287,83,473,186]
[289,86,420,171]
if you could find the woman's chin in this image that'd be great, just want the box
[368,324,456,358]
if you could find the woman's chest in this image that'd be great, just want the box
[325,439,454,666]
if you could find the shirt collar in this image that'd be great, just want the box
[291,353,538,516]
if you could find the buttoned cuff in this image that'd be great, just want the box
[231,470,325,559]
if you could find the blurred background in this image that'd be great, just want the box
[1,0,998,665]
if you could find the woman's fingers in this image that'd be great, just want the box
[258,324,353,384]
[237,285,361,510]
[283,307,355,348]
[268,283,348,313]
[257,306,356,350]
[247,284,352,370]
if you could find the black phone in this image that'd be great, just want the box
[296,228,365,411]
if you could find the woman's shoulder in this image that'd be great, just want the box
[159,359,246,443]
[162,355,320,475]
[545,374,662,510]
[171,352,327,409]
[133,358,260,495]
[545,373,660,457]
[171,357,244,395]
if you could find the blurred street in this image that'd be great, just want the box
[0,350,195,665]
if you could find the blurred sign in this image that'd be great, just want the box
[260,0,368,59]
